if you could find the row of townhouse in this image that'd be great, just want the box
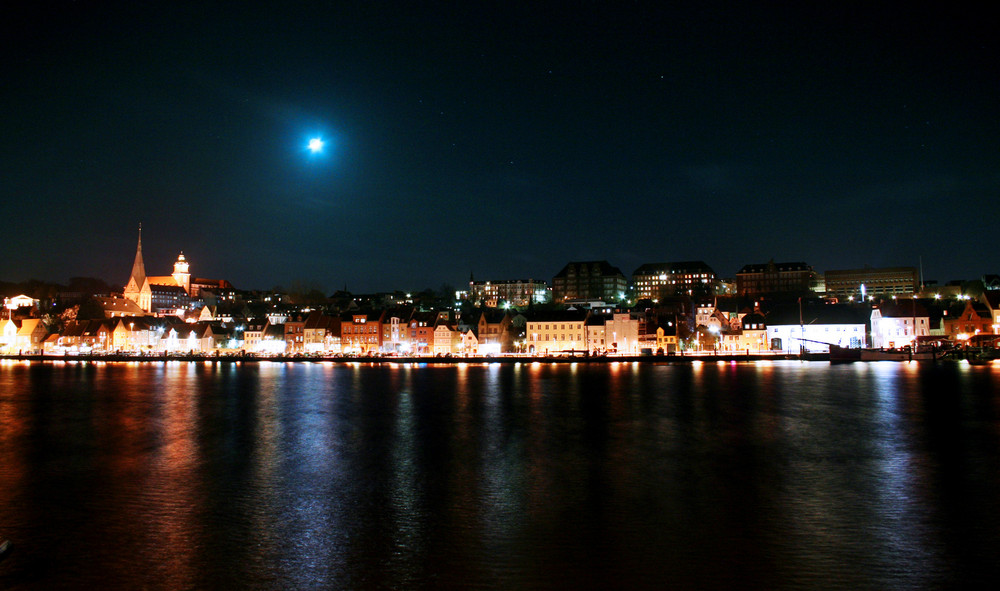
[0,318,49,354]
[13,291,998,357]
[691,292,1000,353]
[39,317,239,355]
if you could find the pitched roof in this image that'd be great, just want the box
[631,261,715,276]
[765,302,867,326]
[737,261,811,274]
[553,260,625,279]
[872,301,930,318]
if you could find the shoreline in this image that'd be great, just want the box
[1,352,829,364]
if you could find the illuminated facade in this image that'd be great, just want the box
[736,260,817,296]
[468,279,548,307]
[942,300,994,340]
[552,261,627,304]
[765,303,867,352]
[341,312,384,354]
[525,310,589,354]
[631,261,717,299]
[825,267,918,299]
[123,227,232,314]
[870,301,930,348]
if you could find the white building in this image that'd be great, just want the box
[765,303,868,353]
[604,312,642,354]
[870,301,930,349]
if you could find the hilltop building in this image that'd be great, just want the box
[631,261,717,299]
[736,260,818,297]
[552,261,627,304]
[122,227,233,314]
[468,278,548,307]
[825,266,918,299]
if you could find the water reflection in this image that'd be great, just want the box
[1,361,999,589]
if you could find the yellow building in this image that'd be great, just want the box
[525,310,589,354]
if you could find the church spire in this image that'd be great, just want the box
[128,224,146,287]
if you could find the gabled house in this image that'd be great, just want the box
[433,322,458,355]
[459,329,479,355]
[109,317,161,351]
[81,320,113,351]
[870,300,931,349]
[341,311,384,354]
[942,300,994,341]
[259,322,287,354]
[0,317,19,353]
[407,311,440,355]
[471,309,514,354]
[303,310,335,353]
[981,291,1000,333]
[381,308,413,354]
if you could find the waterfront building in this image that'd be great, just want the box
[630,261,716,299]
[406,311,441,355]
[341,311,384,354]
[604,312,643,355]
[242,319,266,353]
[870,301,930,349]
[552,261,628,304]
[82,320,113,352]
[981,292,1000,333]
[736,260,818,296]
[942,300,994,341]
[0,318,18,353]
[459,329,479,355]
[380,308,413,354]
[825,266,918,299]
[765,303,867,353]
[284,315,306,353]
[303,311,337,354]
[109,317,162,351]
[585,314,607,354]
[260,322,288,355]
[469,309,515,354]
[433,323,458,355]
[9,318,47,354]
[525,309,589,355]
[654,323,679,353]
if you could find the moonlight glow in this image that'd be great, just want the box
[308,138,324,153]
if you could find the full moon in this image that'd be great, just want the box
[308,138,324,153]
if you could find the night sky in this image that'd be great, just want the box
[3,2,997,293]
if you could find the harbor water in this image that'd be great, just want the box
[1,359,999,589]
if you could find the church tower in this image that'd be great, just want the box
[123,225,152,313]
[172,252,191,294]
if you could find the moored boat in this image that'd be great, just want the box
[829,345,862,363]
[859,347,945,361]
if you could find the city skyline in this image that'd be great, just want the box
[3,3,997,292]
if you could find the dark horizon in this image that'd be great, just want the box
[3,3,997,293]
